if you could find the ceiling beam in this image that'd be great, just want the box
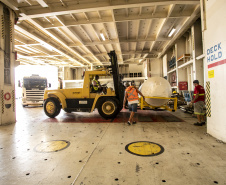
[69,40,118,47]
[83,50,159,58]
[42,11,191,30]
[159,4,201,57]
[149,4,176,54]
[55,15,102,65]
[68,37,170,47]
[90,24,101,41]
[152,5,157,15]
[111,9,123,62]
[36,0,48,7]
[15,24,84,66]
[79,25,92,42]
[59,0,67,7]
[115,11,191,22]
[14,0,201,67]
[43,16,113,29]
[19,13,93,66]
[24,0,32,6]
[120,37,170,43]
[32,45,59,55]
[18,0,200,19]
[1,0,18,10]
[15,36,38,45]
[19,54,62,58]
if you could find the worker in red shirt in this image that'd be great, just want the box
[191,80,205,126]
[123,81,145,125]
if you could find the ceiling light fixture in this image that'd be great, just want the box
[168,28,176,37]
[42,43,54,51]
[100,31,105,41]
[143,53,148,58]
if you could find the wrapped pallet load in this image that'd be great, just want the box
[140,77,172,106]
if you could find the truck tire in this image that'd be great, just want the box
[97,97,119,119]
[44,97,61,118]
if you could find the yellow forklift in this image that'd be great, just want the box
[43,51,125,119]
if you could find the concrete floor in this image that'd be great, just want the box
[0,101,226,185]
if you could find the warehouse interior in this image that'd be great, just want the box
[0,0,226,185]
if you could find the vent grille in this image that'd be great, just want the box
[26,90,44,101]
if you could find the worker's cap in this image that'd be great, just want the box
[193,80,199,84]
[131,80,135,85]
[125,82,130,87]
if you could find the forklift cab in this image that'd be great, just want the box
[89,74,108,94]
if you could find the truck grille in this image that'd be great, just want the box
[26,90,45,101]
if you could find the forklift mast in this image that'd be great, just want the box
[108,50,125,107]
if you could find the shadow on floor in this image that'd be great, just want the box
[43,109,184,123]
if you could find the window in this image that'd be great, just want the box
[4,7,11,84]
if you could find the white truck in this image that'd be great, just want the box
[19,74,51,107]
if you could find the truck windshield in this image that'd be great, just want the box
[23,79,47,90]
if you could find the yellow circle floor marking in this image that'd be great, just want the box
[125,141,164,157]
[35,140,70,153]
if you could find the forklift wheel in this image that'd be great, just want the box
[98,98,119,119]
[44,97,61,118]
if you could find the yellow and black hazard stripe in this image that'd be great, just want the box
[9,20,12,42]
[206,81,211,117]
[1,15,4,39]
[1,90,4,114]
[12,90,15,112]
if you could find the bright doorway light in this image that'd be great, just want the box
[15,65,58,99]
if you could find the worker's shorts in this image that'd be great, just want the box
[129,103,138,112]
[194,101,205,115]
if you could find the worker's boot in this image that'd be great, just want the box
[194,122,203,126]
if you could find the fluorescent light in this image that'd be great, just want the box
[100,33,105,41]
[168,28,176,37]
[61,61,68,64]
[42,43,54,51]
[143,54,148,58]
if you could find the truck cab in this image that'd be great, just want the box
[19,74,50,107]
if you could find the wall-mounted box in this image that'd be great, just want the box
[179,81,188,90]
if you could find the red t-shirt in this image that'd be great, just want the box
[194,85,205,103]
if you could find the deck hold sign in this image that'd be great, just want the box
[207,42,226,69]
[125,141,164,157]
[207,42,222,63]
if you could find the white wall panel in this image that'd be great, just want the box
[149,58,162,77]
[203,0,226,141]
